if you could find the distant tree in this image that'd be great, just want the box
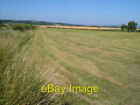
[0,21,3,26]
[121,24,128,31]
[128,21,138,32]
[0,21,5,29]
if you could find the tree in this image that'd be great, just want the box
[128,21,138,32]
[121,24,128,31]
[0,20,3,24]
[0,21,5,29]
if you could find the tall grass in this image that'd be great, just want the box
[0,30,48,105]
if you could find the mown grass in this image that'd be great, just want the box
[0,28,140,105]
[45,28,140,105]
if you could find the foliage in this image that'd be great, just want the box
[128,21,138,32]
[11,24,34,31]
[121,24,128,31]
[0,24,10,30]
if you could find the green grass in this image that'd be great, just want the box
[0,28,140,105]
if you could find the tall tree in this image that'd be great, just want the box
[128,21,138,32]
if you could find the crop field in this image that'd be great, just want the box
[38,25,121,31]
[0,28,140,105]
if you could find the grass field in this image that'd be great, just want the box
[0,28,140,105]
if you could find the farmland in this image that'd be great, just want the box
[0,28,140,105]
[39,25,120,31]
[44,28,140,105]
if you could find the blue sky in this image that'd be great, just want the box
[0,0,140,25]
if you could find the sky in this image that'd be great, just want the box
[0,0,140,25]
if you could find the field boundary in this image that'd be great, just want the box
[37,25,121,31]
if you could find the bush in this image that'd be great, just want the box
[11,24,33,31]
[0,24,11,30]
[0,24,5,28]
[121,24,128,32]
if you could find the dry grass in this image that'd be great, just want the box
[38,25,120,31]
[1,28,140,105]
[44,28,140,105]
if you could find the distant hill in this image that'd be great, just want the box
[0,19,85,26]
[0,19,139,28]
[0,19,54,25]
